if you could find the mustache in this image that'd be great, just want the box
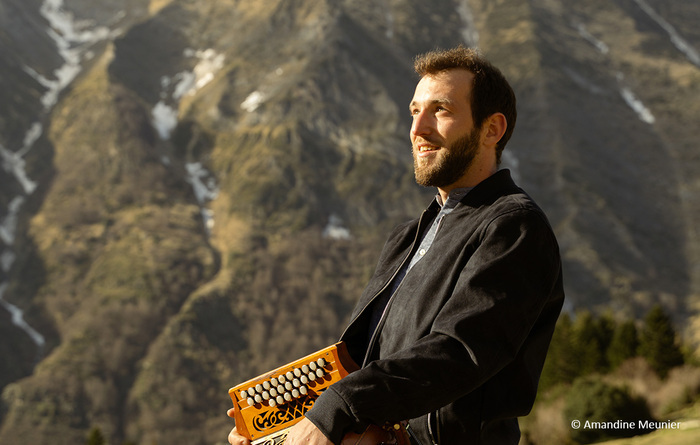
[412,137,443,149]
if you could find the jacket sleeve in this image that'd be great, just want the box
[306,207,563,444]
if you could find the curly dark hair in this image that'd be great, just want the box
[414,46,517,163]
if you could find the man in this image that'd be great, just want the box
[229,46,564,445]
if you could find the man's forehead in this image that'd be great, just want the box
[411,69,473,104]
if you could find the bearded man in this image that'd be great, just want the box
[229,46,564,445]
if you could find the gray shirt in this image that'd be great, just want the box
[367,187,473,340]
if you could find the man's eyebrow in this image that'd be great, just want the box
[408,98,454,110]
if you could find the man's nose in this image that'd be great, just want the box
[411,111,433,138]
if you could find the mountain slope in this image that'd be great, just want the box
[0,0,698,443]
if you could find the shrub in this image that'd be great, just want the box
[564,377,654,444]
[86,427,105,445]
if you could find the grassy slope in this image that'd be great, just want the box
[600,401,700,445]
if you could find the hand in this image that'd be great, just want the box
[227,408,250,445]
[284,417,333,445]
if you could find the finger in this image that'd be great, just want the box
[227,408,236,418]
[228,426,250,445]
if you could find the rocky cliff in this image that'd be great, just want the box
[0,0,699,443]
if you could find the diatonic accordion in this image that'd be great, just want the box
[228,342,360,444]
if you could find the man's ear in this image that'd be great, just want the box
[481,113,508,147]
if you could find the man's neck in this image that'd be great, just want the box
[437,165,498,203]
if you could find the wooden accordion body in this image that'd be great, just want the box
[229,342,361,444]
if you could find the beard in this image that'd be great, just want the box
[413,128,481,188]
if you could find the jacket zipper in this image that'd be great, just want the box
[338,209,431,366]
[362,209,431,366]
[427,411,440,444]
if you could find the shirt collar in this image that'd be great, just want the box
[436,187,473,209]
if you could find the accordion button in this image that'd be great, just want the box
[308,373,316,381]
[300,375,309,384]
[309,362,317,371]
[255,384,263,393]
[316,369,325,378]
[263,381,271,390]
[286,371,294,380]
[293,378,301,388]
[276,395,285,405]
[292,389,300,398]
[240,390,248,399]
[317,358,327,368]
[254,394,262,403]
[285,382,293,391]
[247,397,255,406]
[269,398,277,407]
[299,386,308,395]
[294,368,302,377]
[270,388,278,397]
[284,392,293,402]
[301,364,310,374]
[271,377,279,386]
[262,392,270,400]
[278,375,286,384]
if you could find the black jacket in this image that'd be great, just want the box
[307,170,565,444]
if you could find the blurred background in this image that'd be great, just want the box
[0,0,698,444]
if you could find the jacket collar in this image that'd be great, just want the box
[455,169,518,208]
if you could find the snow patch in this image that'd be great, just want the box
[575,22,609,55]
[1,250,15,273]
[241,91,266,112]
[188,48,225,91]
[633,0,700,67]
[185,162,219,233]
[323,215,352,241]
[0,282,46,348]
[620,87,655,124]
[171,72,198,100]
[20,123,43,157]
[36,0,117,109]
[152,101,179,140]
[152,48,225,140]
[186,162,219,204]
[456,0,479,47]
[1,145,37,195]
[0,197,25,246]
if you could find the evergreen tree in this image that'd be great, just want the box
[596,312,616,357]
[86,427,105,445]
[607,319,639,369]
[572,310,610,374]
[638,304,684,378]
[539,313,579,390]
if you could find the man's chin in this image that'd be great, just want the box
[414,169,443,188]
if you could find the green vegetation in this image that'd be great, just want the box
[638,305,685,379]
[86,427,105,445]
[540,305,687,392]
[522,306,700,445]
[564,377,654,444]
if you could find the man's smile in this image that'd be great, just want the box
[415,142,442,157]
